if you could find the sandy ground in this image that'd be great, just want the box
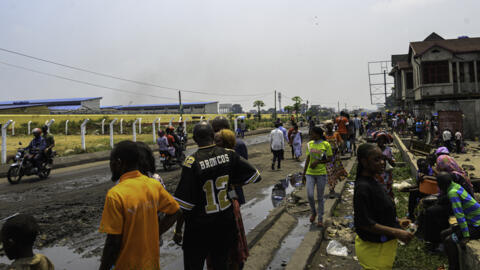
[0,133,309,270]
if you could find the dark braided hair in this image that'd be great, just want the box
[311,126,326,140]
[355,143,379,181]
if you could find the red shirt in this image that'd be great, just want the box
[167,135,175,147]
[335,116,348,135]
[288,128,294,143]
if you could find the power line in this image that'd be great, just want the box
[0,47,272,97]
[0,60,198,102]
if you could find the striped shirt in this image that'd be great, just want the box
[447,182,480,237]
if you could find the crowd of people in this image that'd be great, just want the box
[388,112,465,154]
[352,112,479,270]
[2,112,477,270]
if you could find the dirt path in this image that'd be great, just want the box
[0,134,309,269]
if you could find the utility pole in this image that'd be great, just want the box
[383,70,388,106]
[278,92,282,112]
[274,90,277,120]
[178,90,183,119]
[337,101,340,113]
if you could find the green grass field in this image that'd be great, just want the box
[0,113,288,126]
[4,133,162,157]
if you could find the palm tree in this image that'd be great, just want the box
[284,105,293,114]
[291,96,302,121]
[253,100,265,119]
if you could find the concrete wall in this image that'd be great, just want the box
[434,99,480,139]
[81,99,101,110]
[205,102,218,114]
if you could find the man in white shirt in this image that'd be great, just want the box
[443,129,453,151]
[455,130,462,153]
[270,123,285,170]
[406,116,414,133]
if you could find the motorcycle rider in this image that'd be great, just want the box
[157,130,175,158]
[176,122,185,138]
[167,126,182,161]
[41,125,55,167]
[24,128,46,173]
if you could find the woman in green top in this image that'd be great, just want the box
[302,126,333,227]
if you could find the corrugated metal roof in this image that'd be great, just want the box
[0,104,44,110]
[101,101,217,110]
[0,97,102,106]
[48,105,82,110]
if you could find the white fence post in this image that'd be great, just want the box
[132,119,139,142]
[109,119,118,148]
[11,121,15,136]
[120,119,124,134]
[65,120,69,135]
[153,118,159,143]
[1,120,13,164]
[46,119,55,133]
[28,121,32,135]
[81,119,89,151]
[101,119,106,135]
[138,118,142,134]
[200,116,204,122]
[234,117,238,134]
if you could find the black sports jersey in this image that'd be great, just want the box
[174,145,260,219]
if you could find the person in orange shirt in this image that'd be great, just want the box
[324,120,348,198]
[99,140,181,270]
[335,111,349,154]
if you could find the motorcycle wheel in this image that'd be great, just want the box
[39,168,51,179]
[7,167,22,184]
[163,161,172,171]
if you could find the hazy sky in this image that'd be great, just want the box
[0,0,479,111]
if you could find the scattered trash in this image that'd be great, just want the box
[326,240,348,257]
[393,181,412,190]
[462,164,475,171]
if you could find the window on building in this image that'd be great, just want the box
[422,61,449,84]
[406,72,413,89]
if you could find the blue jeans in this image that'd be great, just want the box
[306,174,327,222]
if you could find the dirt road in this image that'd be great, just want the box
[0,132,308,269]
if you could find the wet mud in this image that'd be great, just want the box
[0,132,307,270]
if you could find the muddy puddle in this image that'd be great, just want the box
[162,177,299,270]
[1,177,299,270]
[267,217,311,269]
[0,246,99,270]
[0,174,110,203]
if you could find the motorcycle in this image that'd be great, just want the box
[176,132,188,151]
[7,143,54,184]
[159,149,185,171]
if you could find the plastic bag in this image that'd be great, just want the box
[326,240,348,257]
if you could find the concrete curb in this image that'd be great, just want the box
[246,205,286,249]
[0,128,273,178]
[285,158,355,270]
[392,132,418,179]
[244,212,298,270]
